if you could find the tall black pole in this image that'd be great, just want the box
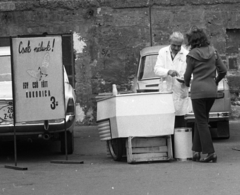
[10,37,18,167]
[64,118,68,160]
[149,4,153,46]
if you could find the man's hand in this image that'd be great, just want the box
[167,70,179,77]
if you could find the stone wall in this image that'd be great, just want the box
[1,0,240,123]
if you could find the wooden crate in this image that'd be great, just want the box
[126,135,173,164]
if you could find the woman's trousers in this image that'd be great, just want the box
[191,98,215,154]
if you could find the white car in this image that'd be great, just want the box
[131,45,231,139]
[0,46,76,154]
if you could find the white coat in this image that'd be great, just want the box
[154,45,192,116]
[154,45,189,77]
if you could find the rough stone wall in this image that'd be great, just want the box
[1,0,240,123]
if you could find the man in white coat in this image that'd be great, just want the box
[154,31,190,128]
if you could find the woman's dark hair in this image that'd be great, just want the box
[186,27,210,49]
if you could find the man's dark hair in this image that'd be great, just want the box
[186,27,210,49]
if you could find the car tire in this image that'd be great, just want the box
[209,120,230,139]
[60,131,74,155]
[107,138,125,161]
[218,120,230,139]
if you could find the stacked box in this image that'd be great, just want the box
[126,136,173,164]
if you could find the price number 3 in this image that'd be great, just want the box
[50,96,58,110]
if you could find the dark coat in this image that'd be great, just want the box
[184,45,227,99]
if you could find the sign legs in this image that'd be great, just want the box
[51,119,84,164]
[4,126,28,171]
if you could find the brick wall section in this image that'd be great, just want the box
[1,0,240,123]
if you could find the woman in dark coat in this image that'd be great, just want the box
[184,27,227,163]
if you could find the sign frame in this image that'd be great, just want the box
[11,36,65,123]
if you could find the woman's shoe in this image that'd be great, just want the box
[192,152,201,162]
[200,153,217,163]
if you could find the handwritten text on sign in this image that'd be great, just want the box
[12,37,65,122]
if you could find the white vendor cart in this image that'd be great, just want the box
[96,92,175,162]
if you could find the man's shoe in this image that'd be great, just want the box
[192,152,201,162]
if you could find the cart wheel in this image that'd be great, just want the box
[107,138,125,161]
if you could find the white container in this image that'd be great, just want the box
[174,128,193,161]
[159,77,170,93]
[97,92,175,139]
[112,84,118,96]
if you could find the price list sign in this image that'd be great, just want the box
[12,36,65,122]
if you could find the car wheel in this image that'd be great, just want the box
[217,120,230,139]
[209,121,230,139]
[107,138,125,161]
[60,131,74,154]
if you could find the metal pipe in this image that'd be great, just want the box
[149,4,153,46]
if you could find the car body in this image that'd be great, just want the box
[131,45,231,138]
[0,46,76,154]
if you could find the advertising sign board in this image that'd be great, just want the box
[12,36,65,122]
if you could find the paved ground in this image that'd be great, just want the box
[0,121,240,195]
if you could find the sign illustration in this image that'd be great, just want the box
[27,52,50,81]
[12,36,65,122]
